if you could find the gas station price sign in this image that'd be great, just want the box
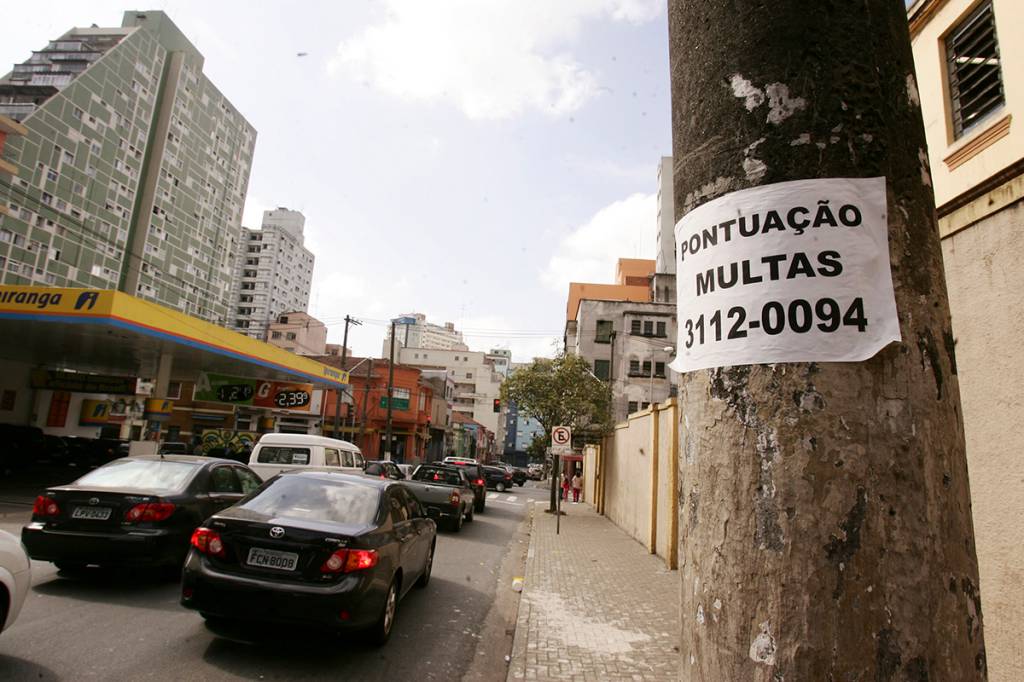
[196,372,314,412]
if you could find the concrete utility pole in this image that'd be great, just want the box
[668,2,985,680]
[384,320,396,461]
[332,315,360,437]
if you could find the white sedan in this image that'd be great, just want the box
[0,529,31,633]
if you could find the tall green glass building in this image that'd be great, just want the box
[0,11,255,324]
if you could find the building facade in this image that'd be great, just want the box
[910,1,1024,679]
[266,311,327,356]
[231,207,314,337]
[393,345,504,454]
[384,312,468,351]
[565,298,676,424]
[0,11,255,322]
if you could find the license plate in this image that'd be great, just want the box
[71,506,112,520]
[246,547,299,571]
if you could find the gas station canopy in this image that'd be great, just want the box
[0,286,348,387]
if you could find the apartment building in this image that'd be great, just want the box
[384,312,468,351]
[231,207,314,337]
[392,345,504,453]
[266,311,326,356]
[0,11,255,322]
[910,1,1024,679]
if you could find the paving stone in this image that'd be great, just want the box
[507,502,680,681]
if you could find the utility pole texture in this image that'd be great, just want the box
[668,1,986,680]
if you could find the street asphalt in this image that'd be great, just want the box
[0,480,550,681]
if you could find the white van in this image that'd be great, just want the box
[247,433,365,482]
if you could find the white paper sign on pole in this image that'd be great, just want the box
[671,177,900,373]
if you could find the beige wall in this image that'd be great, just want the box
[942,201,1024,682]
[598,400,679,568]
[912,0,1024,206]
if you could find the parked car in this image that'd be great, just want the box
[180,471,436,645]
[22,455,263,573]
[364,460,405,480]
[526,464,544,481]
[405,464,475,531]
[482,465,514,492]
[247,434,364,481]
[444,459,487,512]
[0,424,45,474]
[0,529,31,635]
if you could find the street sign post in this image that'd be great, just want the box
[551,426,571,534]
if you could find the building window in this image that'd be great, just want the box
[286,332,297,340]
[642,360,652,376]
[629,359,641,376]
[643,320,654,336]
[641,401,650,410]
[628,401,638,414]
[656,321,667,337]
[631,319,641,335]
[594,359,610,381]
[946,1,1004,139]
[654,362,666,378]
[595,320,613,343]
[166,382,182,399]
[271,331,282,339]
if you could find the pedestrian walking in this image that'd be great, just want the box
[561,473,570,501]
[571,471,582,503]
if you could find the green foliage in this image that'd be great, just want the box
[525,434,548,461]
[500,353,612,445]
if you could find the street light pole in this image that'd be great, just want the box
[384,320,396,461]
[332,315,360,437]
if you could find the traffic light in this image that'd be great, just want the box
[493,398,501,413]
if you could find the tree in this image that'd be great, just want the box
[501,353,611,511]
[668,1,985,679]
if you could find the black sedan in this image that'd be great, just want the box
[22,455,262,572]
[482,465,514,492]
[180,471,436,645]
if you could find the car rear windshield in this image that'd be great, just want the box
[75,459,198,492]
[412,467,463,486]
[238,476,380,525]
[256,446,311,465]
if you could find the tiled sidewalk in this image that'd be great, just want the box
[508,501,680,681]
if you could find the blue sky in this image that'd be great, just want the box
[1,1,672,361]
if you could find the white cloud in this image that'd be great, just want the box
[327,0,662,120]
[541,192,656,293]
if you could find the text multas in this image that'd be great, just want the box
[678,200,865,296]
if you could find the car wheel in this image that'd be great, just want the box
[368,579,398,646]
[416,543,434,588]
[474,494,485,513]
[449,510,463,533]
[496,482,506,492]
[465,503,474,522]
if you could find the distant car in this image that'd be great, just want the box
[405,464,475,531]
[482,465,514,492]
[526,466,544,481]
[247,434,364,481]
[0,529,31,635]
[505,466,527,486]
[158,442,190,455]
[180,471,436,645]
[364,460,405,480]
[444,460,487,512]
[397,464,414,479]
[22,455,263,573]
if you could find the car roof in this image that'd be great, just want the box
[124,454,214,464]
[255,433,360,449]
[279,470,391,488]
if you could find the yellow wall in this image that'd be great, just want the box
[911,0,1024,207]
[614,258,656,285]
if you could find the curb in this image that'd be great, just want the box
[506,499,537,682]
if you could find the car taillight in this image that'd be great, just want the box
[449,491,461,507]
[190,527,225,557]
[320,549,379,574]
[33,495,60,517]
[505,474,512,480]
[125,502,176,522]
[476,479,484,487]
